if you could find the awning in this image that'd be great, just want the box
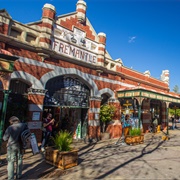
[117,87,180,108]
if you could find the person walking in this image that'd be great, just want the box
[171,116,175,130]
[40,113,55,152]
[3,116,28,180]
[152,116,158,132]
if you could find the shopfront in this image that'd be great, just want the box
[117,88,180,133]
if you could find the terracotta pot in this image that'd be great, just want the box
[125,134,144,145]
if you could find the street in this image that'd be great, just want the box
[1,124,180,180]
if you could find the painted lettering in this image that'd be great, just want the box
[53,40,97,64]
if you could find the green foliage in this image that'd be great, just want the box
[100,104,116,123]
[129,128,141,136]
[173,85,179,93]
[169,108,180,118]
[51,130,73,151]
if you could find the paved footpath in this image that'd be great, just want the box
[1,125,180,180]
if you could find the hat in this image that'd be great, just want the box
[9,116,19,123]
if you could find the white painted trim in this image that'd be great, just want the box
[15,57,135,97]
[29,104,43,111]
[89,108,100,113]
[88,120,100,126]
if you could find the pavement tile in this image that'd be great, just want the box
[0,125,180,179]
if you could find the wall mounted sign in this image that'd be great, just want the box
[32,112,40,121]
[52,26,98,64]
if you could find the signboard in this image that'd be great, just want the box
[76,120,81,139]
[53,39,97,64]
[0,61,13,72]
[52,26,98,64]
[30,133,39,154]
[32,112,40,121]
[95,113,99,120]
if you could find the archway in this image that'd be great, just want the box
[150,99,162,125]
[43,75,90,140]
[5,79,30,129]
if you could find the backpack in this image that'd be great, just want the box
[20,125,31,149]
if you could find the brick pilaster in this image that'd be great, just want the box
[39,4,56,49]
[88,96,101,140]
[97,32,106,66]
[76,0,87,24]
[27,88,46,142]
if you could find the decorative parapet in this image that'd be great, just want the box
[144,70,151,77]
[161,70,169,85]
[115,58,123,66]
[76,0,87,24]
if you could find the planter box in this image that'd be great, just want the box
[125,134,144,145]
[45,147,78,170]
[101,132,110,140]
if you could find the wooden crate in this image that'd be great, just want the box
[45,147,78,170]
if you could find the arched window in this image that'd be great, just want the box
[44,76,90,108]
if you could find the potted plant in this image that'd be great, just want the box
[125,128,144,145]
[45,130,78,170]
[100,104,116,139]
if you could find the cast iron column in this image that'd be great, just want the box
[0,90,10,148]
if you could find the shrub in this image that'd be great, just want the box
[129,128,141,136]
[100,104,116,132]
[51,130,73,151]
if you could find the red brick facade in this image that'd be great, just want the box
[0,1,180,143]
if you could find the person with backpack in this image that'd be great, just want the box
[3,116,29,180]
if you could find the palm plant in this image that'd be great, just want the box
[51,130,73,151]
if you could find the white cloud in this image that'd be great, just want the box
[128,36,136,43]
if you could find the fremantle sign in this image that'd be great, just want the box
[52,39,97,64]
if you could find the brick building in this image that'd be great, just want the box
[0,0,180,142]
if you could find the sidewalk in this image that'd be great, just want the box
[1,125,180,179]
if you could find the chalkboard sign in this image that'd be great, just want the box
[30,133,39,155]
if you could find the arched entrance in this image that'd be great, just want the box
[43,75,90,139]
[150,99,162,125]
[101,94,110,105]
[5,79,30,129]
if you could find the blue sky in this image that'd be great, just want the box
[1,0,180,91]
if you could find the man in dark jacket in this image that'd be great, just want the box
[3,116,27,180]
